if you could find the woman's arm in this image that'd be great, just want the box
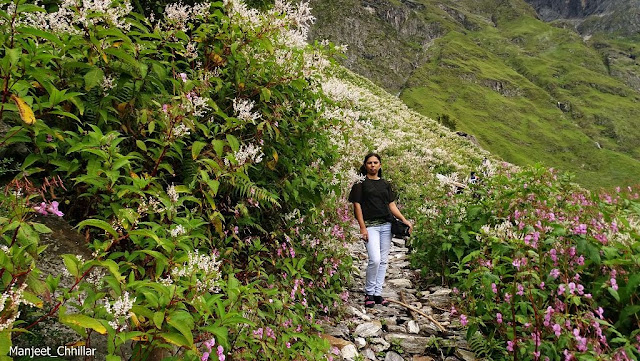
[353,202,369,241]
[389,202,413,234]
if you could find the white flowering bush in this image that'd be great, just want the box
[0,0,353,359]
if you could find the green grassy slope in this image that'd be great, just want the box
[306,0,640,189]
[398,2,640,189]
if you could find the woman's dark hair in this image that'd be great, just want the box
[359,152,383,177]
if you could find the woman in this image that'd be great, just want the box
[348,153,413,308]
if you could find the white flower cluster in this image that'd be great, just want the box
[185,94,211,118]
[172,123,191,138]
[232,98,261,123]
[0,283,29,332]
[103,291,135,331]
[223,0,261,30]
[234,143,264,166]
[171,250,222,293]
[164,1,211,31]
[170,224,186,237]
[167,184,179,203]
[12,0,132,34]
[102,75,116,92]
[480,221,522,242]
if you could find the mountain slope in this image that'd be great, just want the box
[306,0,640,189]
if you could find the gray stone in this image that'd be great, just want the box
[387,325,407,333]
[385,351,404,361]
[392,238,406,247]
[388,278,413,288]
[384,333,432,354]
[354,321,382,338]
[341,344,359,360]
[417,321,440,336]
[355,337,367,349]
[455,349,476,361]
[408,320,420,334]
[348,306,372,321]
[384,317,398,326]
[323,324,349,338]
[362,348,377,360]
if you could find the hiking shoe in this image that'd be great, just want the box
[364,295,375,308]
[374,295,389,306]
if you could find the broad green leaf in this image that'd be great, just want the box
[84,68,105,91]
[192,141,206,160]
[77,219,118,238]
[226,134,239,153]
[60,313,107,334]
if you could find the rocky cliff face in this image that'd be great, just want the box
[524,0,640,35]
[307,0,444,92]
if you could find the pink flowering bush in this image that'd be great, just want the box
[412,164,640,360]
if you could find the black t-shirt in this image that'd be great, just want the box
[348,178,396,222]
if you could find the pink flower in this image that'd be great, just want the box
[201,352,210,361]
[286,342,291,348]
[217,345,225,361]
[34,202,48,215]
[517,284,524,296]
[496,313,502,324]
[204,338,215,350]
[46,201,64,217]
[179,73,188,82]
[507,340,515,352]
[460,314,468,326]
[491,283,498,294]
[611,278,618,291]
[550,268,560,279]
[553,323,562,337]
[162,104,169,113]
[558,284,565,295]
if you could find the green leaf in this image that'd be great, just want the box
[84,68,105,91]
[62,254,79,277]
[261,87,271,102]
[226,134,240,153]
[608,287,620,302]
[159,332,191,348]
[153,311,164,329]
[192,141,206,160]
[31,222,52,234]
[167,311,194,346]
[17,27,61,45]
[212,139,225,156]
[0,330,11,357]
[136,140,147,152]
[60,313,107,334]
[76,219,118,238]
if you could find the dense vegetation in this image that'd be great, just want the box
[411,166,640,360]
[0,0,354,359]
[1,0,639,360]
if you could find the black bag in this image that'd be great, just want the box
[391,218,410,238]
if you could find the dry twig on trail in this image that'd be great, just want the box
[387,297,446,333]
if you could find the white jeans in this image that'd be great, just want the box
[365,222,392,296]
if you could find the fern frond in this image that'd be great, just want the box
[468,331,494,361]
[226,174,280,207]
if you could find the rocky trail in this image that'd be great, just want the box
[321,237,478,361]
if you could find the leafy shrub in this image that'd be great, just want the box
[412,164,640,360]
[0,0,353,359]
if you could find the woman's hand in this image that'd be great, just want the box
[404,220,414,234]
[360,226,369,242]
